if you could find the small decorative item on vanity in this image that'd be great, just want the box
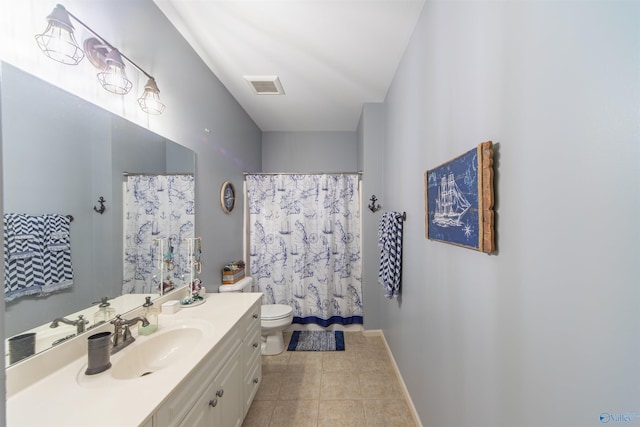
[139,296,159,336]
[85,331,112,375]
[180,237,206,307]
[93,297,116,326]
[222,260,245,284]
[8,333,36,364]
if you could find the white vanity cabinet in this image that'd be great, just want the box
[154,298,262,427]
[6,292,263,427]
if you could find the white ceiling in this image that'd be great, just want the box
[153,0,425,132]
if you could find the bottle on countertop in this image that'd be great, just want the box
[93,297,116,326]
[139,296,159,336]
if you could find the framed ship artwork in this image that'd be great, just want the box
[424,141,495,253]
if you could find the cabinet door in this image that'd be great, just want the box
[179,351,243,427]
[178,381,216,427]
[214,346,244,427]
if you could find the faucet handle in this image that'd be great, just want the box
[77,315,89,333]
[110,314,125,328]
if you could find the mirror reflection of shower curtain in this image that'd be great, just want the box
[122,175,195,294]
[246,174,362,327]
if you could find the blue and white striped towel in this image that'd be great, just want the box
[4,213,73,302]
[4,213,44,302]
[378,211,403,299]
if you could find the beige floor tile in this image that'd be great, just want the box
[359,371,404,400]
[242,400,275,427]
[322,351,358,372]
[248,333,416,426]
[262,351,291,374]
[278,370,322,400]
[318,399,366,427]
[362,399,417,427]
[287,351,324,372]
[254,371,283,401]
[361,337,387,352]
[320,370,362,400]
[355,350,394,373]
[270,400,320,427]
[343,332,369,346]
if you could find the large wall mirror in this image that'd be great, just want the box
[1,62,195,364]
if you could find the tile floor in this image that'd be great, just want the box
[242,331,418,427]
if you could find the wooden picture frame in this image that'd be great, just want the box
[424,141,494,253]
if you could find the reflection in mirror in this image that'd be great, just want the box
[1,62,196,365]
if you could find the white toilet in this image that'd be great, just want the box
[218,277,293,355]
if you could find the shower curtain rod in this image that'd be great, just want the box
[122,172,194,176]
[243,171,362,177]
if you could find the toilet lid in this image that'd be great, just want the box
[262,304,293,320]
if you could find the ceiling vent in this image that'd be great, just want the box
[244,75,285,95]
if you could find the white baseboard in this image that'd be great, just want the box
[365,329,423,427]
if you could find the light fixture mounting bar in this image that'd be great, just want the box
[63,7,154,80]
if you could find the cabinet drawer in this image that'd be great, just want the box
[243,327,261,373]
[242,301,261,334]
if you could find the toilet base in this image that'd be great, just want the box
[261,332,285,355]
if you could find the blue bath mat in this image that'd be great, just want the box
[287,330,345,351]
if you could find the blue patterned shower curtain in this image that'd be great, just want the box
[123,175,195,294]
[246,174,363,327]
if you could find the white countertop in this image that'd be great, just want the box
[7,292,262,427]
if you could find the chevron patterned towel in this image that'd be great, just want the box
[378,211,403,299]
[4,213,73,302]
[40,214,73,296]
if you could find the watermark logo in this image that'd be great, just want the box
[600,412,640,424]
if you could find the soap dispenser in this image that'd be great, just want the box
[93,297,116,326]
[139,296,159,336]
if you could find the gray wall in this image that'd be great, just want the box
[262,131,357,172]
[357,103,385,330]
[363,2,640,426]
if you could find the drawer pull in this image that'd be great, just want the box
[252,342,259,348]
[252,313,259,319]
[253,377,259,384]
[216,389,224,398]
[209,399,218,408]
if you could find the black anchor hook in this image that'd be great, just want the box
[93,196,106,215]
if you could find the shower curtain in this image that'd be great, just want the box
[246,174,362,327]
[123,174,195,294]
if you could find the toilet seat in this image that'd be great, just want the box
[262,304,293,321]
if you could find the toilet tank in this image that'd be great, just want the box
[218,276,253,293]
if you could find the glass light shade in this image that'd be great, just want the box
[35,5,84,65]
[138,78,166,114]
[96,49,133,95]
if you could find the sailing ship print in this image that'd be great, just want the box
[433,172,471,227]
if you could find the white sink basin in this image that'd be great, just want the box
[110,327,203,380]
[77,320,211,387]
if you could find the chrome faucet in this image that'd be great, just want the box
[110,314,150,354]
[50,315,89,334]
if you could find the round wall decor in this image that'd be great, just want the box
[220,181,236,214]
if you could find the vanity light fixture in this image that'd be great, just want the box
[35,4,165,114]
[34,4,84,65]
[96,48,133,95]
[137,77,166,115]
